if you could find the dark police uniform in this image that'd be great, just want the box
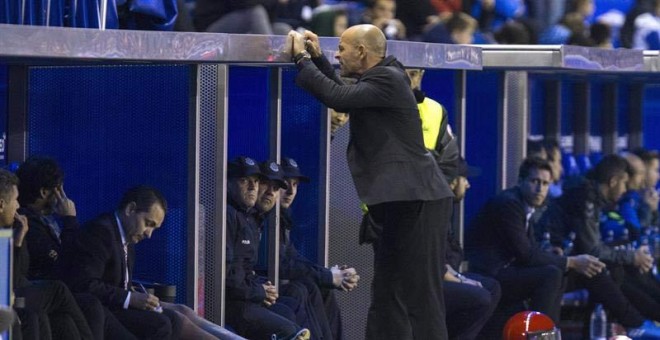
[225,197,300,340]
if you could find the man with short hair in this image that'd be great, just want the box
[225,156,309,340]
[67,186,242,339]
[632,148,659,228]
[538,154,660,335]
[465,157,605,334]
[3,168,93,340]
[16,156,135,340]
[289,24,454,339]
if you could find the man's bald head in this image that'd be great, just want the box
[343,24,387,59]
[336,24,388,77]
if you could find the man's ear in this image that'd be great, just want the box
[123,202,137,216]
[608,176,619,190]
[0,198,5,212]
[357,44,366,58]
[39,187,49,200]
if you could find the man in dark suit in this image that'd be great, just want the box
[67,185,245,340]
[465,157,605,335]
[288,25,454,339]
[2,168,93,340]
[65,186,181,339]
[16,156,135,340]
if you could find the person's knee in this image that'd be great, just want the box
[152,314,174,339]
[542,265,564,288]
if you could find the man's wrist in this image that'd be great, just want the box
[292,51,311,64]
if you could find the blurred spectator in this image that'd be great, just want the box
[621,0,657,48]
[273,0,317,32]
[540,11,585,44]
[446,12,478,44]
[566,0,596,22]
[361,0,407,40]
[310,5,349,37]
[423,12,477,44]
[430,0,463,21]
[526,0,567,32]
[394,0,440,40]
[467,0,525,33]
[194,0,285,34]
[591,21,613,48]
[494,20,532,44]
[632,0,660,49]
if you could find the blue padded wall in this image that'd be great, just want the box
[227,66,270,162]
[227,66,323,263]
[281,67,323,263]
[28,65,190,303]
[529,75,546,136]
[644,85,660,152]
[464,70,499,227]
[561,79,575,138]
[423,69,457,127]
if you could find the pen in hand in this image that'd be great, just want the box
[137,283,163,313]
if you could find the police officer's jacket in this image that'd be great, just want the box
[226,199,268,303]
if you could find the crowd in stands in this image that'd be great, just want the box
[174,0,660,49]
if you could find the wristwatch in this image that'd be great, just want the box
[292,50,311,64]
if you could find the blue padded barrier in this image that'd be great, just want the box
[227,66,270,162]
[576,154,593,174]
[643,86,660,151]
[281,67,323,263]
[464,70,499,227]
[561,79,575,137]
[27,64,190,303]
[528,76,546,136]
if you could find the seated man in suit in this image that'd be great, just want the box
[16,155,135,340]
[465,157,605,335]
[67,185,242,339]
[2,168,93,340]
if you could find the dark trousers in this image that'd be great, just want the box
[321,288,342,340]
[112,307,182,340]
[496,264,564,322]
[226,300,300,340]
[444,273,501,340]
[281,280,333,340]
[72,293,136,340]
[621,267,660,322]
[566,270,645,328]
[367,199,451,340]
[15,280,93,340]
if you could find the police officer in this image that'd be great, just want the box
[224,156,309,340]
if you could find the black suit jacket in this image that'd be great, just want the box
[295,55,453,205]
[20,207,79,280]
[65,213,134,309]
[465,187,567,277]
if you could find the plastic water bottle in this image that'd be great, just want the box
[540,232,552,252]
[605,230,615,244]
[563,231,576,256]
[589,304,607,340]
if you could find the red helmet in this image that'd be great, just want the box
[503,311,561,340]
